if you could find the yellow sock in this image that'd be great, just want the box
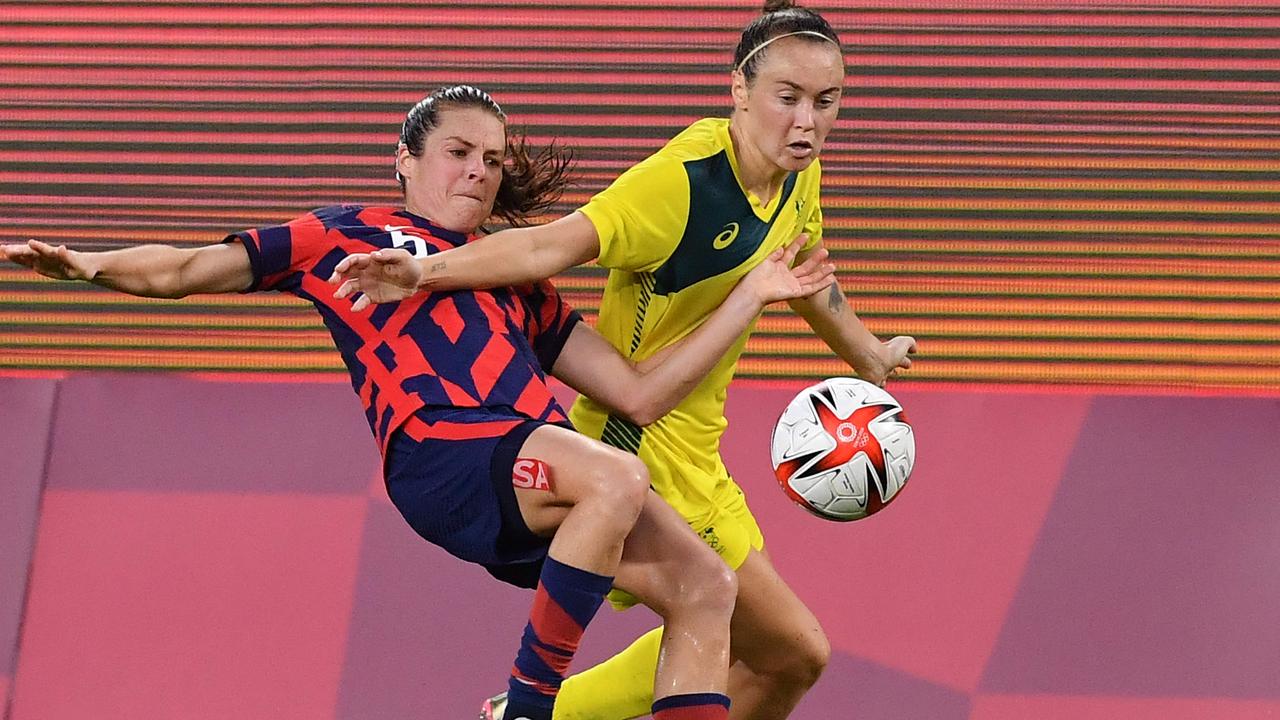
[552,626,663,720]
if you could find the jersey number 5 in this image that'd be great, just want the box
[387,227,428,258]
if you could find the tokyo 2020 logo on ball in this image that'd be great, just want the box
[770,377,915,522]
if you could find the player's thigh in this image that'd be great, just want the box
[605,475,761,611]
[511,423,650,537]
[610,490,737,616]
[729,548,830,674]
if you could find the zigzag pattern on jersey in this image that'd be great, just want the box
[599,270,656,455]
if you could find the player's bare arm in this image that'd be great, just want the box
[553,237,833,426]
[786,240,917,386]
[1,238,253,298]
[330,211,600,311]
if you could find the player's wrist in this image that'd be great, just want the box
[79,252,102,282]
[413,256,436,292]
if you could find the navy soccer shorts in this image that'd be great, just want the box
[384,407,567,589]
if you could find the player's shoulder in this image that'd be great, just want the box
[308,203,366,222]
[303,204,431,239]
[658,117,730,162]
[604,118,727,193]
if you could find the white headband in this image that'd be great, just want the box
[735,30,839,73]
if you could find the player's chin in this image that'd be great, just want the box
[776,153,819,173]
[438,205,490,234]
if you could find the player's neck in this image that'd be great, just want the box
[728,120,787,206]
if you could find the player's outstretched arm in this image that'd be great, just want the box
[0,239,253,298]
[552,235,835,426]
[330,212,600,311]
[786,239,917,386]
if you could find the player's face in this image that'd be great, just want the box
[733,38,844,174]
[398,106,506,232]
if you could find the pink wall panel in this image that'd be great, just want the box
[2,374,1277,718]
[0,378,57,693]
[11,490,368,720]
[722,385,1095,692]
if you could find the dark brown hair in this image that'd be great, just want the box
[397,85,572,227]
[733,1,842,84]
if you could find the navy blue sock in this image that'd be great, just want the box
[505,556,613,720]
[652,692,731,719]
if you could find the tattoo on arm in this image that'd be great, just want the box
[430,261,446,272]
[826,282,845,313]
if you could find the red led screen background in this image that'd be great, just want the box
[1,0,1278,390]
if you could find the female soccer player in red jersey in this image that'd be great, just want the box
[329,4,918,719]
[1,85,836,720]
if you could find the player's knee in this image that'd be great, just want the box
[780,625,830,689]
[694,561,738,617]
[693,549,738,604]
[664,545,737,618]
[580,452,649,525]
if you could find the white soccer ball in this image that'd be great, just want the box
[770,377,916,522]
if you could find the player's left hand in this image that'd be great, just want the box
[743,235,835,306]
[329,248,422,312]
[0,239,98,281]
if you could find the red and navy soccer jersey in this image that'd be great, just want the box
[226,205,581,454]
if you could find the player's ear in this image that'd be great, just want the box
[395,143,415,181]
[731,70,749,112]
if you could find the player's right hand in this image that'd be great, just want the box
[329,248,422,312]
[879,335,918,386]
[0,239,97,281]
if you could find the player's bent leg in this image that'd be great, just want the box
[514,424,650,575]
[609,490,736,717]
[500,424,652,720]
[546,489,738,720]
[612,491,736,697]
[723,548,830,720]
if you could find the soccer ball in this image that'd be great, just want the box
[770,377,915,522]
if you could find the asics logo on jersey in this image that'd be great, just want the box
[711,222,740,250]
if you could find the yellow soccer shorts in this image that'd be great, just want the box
[607,475,765,610]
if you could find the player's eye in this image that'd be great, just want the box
[450,148,467,158]
[485,157,501,168]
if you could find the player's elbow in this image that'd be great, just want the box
[148,276,189,299]
[154,266,197,299]
[614,392,672,427]
[149,248,205,299]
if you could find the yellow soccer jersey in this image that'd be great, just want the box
[572,117,824,533]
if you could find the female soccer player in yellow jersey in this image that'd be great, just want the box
[332,3,917,718]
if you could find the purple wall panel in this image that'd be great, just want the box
[44,374,378,494]
[0,378,57,679]
[800,652,971,719]
[982,395,1280,696]
[337,502,532,719]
